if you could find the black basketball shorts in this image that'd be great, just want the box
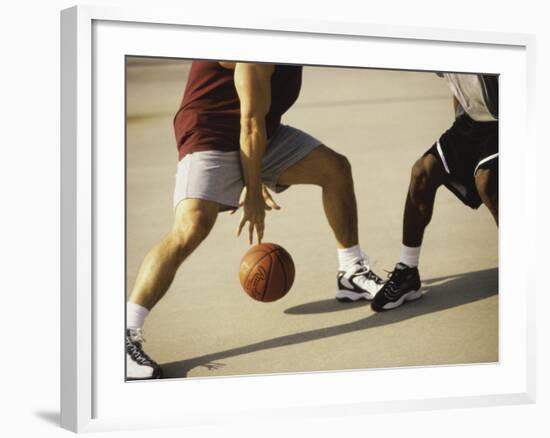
[425,113,498,209]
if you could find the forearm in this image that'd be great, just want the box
[240,116,267,197]
[232,62,273,243]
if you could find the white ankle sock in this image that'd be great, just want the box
[337,244,363,270]
[127,302,150,329]
[400,245,421,268]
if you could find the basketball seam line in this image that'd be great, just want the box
[262,252,275,302]
[274,250,288,294]
[243,248,281,299]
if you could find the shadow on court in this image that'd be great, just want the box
[284,269,496,315]
[160,267,497,378]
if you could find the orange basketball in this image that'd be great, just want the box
[239,243,295,302]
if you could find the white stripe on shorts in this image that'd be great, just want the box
[473,152,498,176]
[436,140,451,174]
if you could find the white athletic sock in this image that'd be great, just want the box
[337,244,363,271]
[400,245,421,268]
[127,302,150,330]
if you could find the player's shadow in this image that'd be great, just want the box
[160,267,497,379]
[285,297,371,314]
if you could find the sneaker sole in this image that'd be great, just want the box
[335,289,374,302]
[378,289,423,311]
[127,374,162,381]
[126,369,163,381]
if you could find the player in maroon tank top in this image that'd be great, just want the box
[174,61,303,159]
[125,61,383,380]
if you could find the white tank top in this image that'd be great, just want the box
[443,73,497,122]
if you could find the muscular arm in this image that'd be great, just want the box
[234,63,274,200]
[233,63,274,243]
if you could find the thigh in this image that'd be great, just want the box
[172,198,220,238]
[474,165,498,200]
[413,152,447,186]
[276,144,347,186]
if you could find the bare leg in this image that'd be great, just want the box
[475,167,499,226]
[277,145,358,249]
[402,154,446,247]
[128,198,219,310]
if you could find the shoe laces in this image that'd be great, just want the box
[349,256,384,285]
[127,327,145,343]
[126,328,156,367]
[383,266,408,297]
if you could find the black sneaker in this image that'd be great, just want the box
[126,328,162,380]
[371,263,423,311]
[335,258,384,302]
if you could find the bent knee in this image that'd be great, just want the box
[170,211,216,254]
[318,150,352,187]
[182,214,216,240]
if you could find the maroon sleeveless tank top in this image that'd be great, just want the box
[173,61,303,160]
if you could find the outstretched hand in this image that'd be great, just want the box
[231,185,280,244]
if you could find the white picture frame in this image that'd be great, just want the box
[60,4,536,433]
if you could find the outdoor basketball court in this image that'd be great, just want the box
[126,59,498,378]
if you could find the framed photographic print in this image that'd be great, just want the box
[61,4,536,433]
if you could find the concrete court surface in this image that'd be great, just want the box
[126,58,498,379]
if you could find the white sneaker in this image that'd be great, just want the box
[335,259,384,302]
[126,328,162,380]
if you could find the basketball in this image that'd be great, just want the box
[239,243,295,302]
